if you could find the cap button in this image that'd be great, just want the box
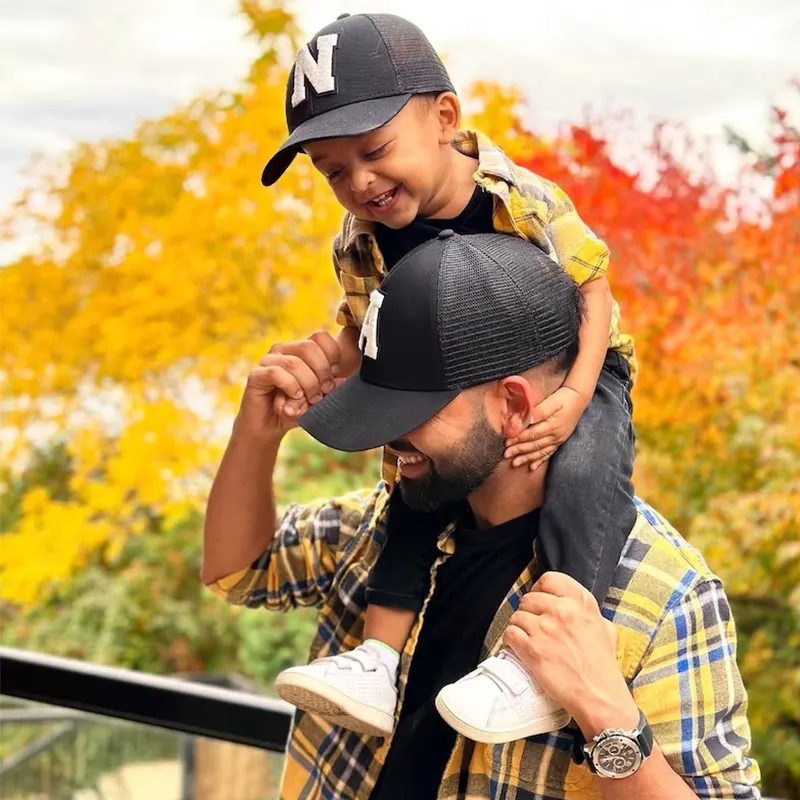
[438,229,455,239]
[336,13,350,19]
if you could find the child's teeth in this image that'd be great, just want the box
[372,190,394,206]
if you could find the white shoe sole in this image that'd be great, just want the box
[435,692,572,744]
[275,671,395,737]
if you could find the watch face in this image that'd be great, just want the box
[592,735,643,779]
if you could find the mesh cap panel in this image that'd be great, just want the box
[368,14,455,95]
[437,234,582,388]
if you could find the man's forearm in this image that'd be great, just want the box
[201,421,283,585]
[595,747,698,799]
[564,276,612,403]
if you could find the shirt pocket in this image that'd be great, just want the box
[482,736,596,798]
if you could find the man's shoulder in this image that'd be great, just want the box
[609,498,723,657]
[625,498,719,586]
[282,481,388,535]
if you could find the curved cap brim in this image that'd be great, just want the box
[298,375,458,453]
[261,94,412,186]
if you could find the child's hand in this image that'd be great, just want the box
[272,327,362,421]
[271,332,344,420]
[504,387,587,472]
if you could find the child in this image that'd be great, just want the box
[262,13,638,744]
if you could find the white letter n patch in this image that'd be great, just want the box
[291,33,339,108]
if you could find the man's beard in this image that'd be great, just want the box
[398,412,506,512]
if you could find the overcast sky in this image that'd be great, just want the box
[2,0,799,231]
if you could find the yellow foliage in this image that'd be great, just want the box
[0,5,549,606]
[0,4,345,604]
[0,495,114,605]
[467,81,546,162]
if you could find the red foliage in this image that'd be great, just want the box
[518,100,799,376]
[513,92,799,534]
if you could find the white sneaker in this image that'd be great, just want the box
[435,650,571,743]
[275,646,397,736]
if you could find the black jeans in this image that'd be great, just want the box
[366,351,637,609]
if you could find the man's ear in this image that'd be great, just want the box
[496,376,537,439]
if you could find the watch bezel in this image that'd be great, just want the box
[587,732,643,779]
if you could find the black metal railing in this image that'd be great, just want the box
[1,646,780,800]
[0,646,292,750]
[0,646,294,799]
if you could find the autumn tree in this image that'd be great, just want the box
[509,96,800,797]
[0,2,352,605]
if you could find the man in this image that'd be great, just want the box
[203,232,761,799]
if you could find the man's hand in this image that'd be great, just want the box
[503,572,639,738]
[237,331,343,438]
[504,386,587,471]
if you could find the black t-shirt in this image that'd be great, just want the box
[374,186,495,270]
[370,508,539,800]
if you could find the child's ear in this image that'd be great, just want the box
[436,92,462,143]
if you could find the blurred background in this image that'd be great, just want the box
[0,1,798,798]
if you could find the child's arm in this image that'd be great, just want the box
[330,237,365,382]
[334,323,363,381]
[564,276,612,402]
[505,276,612,471]
[276,239,365,418]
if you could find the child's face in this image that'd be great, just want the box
[303,94,461,228]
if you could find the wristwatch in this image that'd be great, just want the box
[573,709,654,779]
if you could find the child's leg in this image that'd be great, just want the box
[363,606,416,655]
[276,488,444,736]
[363,488,447,653]
[435,352,636,744]
[537,351,636,602]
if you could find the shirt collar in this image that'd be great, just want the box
[341,213,374,252]
[456,129,521,190]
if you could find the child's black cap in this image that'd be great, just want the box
[299,231,583,452]
[261,13,455,187]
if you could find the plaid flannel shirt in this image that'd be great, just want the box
[332,129,637,485]
[209,486,761,800]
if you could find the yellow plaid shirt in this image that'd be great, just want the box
[332,129,637,484]
[210,489,760,800]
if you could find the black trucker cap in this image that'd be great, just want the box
[298,231,582,452]
[261,13,455,186]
